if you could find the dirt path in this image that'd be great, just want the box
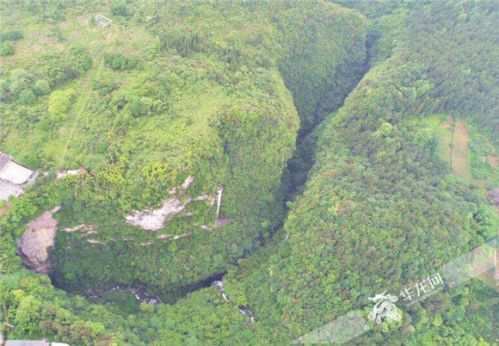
[451,121,472,181]
[57,57,105,168]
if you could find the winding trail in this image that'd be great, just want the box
[57,58,105,168]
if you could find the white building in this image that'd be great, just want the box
[0,152,37,200]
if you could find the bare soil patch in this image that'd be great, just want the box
[451,121,472,180]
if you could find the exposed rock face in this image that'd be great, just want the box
[211,280,229,302]
[125,197,189,231]
[61,224,97,234]
[181,176,194,189]
[215,187,223,219]
[125,176,225,232]
[18,207,60,274]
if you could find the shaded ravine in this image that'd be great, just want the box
[171,40,372,300]
[284,76,367,202]
[57,271,228,305]
[283,50,371,213]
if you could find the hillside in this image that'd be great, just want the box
[0,0,367,300]
[0,0,497,345]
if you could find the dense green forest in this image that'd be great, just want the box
[0,0,497,345]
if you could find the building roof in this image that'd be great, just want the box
[0,160,35,185]
[0,179,23,200]
[0,151,10,170]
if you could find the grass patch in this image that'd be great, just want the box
[406,115,497,191]
[468,124,499,188]
[451,120,473,181]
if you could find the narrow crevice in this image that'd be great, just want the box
[284,52,371,205]
[53,271,228,305]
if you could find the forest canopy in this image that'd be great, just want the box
[0,0,496,345]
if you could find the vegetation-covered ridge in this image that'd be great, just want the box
[0,0,497,345]
[0,0,367,300]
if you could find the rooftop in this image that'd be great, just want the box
[0,179,23,200]
[0,151,37,200]
[0,151,10,170]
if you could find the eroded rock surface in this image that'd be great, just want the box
[61,224,97,234]
[125,197,190,231]
[125,176,224,231]
[19,207,60,274]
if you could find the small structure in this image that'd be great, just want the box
[56,167,86,179]
[0,337,69,346]
[0,152,37,201]
[95,14,112,27]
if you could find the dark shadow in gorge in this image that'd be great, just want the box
[283,56,371,207]
[50,270,227,306]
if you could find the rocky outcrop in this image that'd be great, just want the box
[61,224,97,234]
[125,176,224,232]
[125,197,190,231]
[210,279,256,323]
[18,206,61,274]
[211,280,229,302]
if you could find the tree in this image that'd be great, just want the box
[33,79,51,96]
[111,3,129,17]
[8,68,31,96]
[1,30,23,41]
[48,89,75,117]
[18,89,36,105]
[104,53,140,70]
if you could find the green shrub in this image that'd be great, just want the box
[104,53,140,70]
[111,3,129,17]
[42,47,92,86]
[8,68,32,96]
[125,96,153,117]
[0,42,15,56]
[48,89,75,116]
[18,89,36,105]
[0,78,9,101]
[1,30,23,41]
[33,79,51,96]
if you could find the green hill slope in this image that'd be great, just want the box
[0,1,496,345]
